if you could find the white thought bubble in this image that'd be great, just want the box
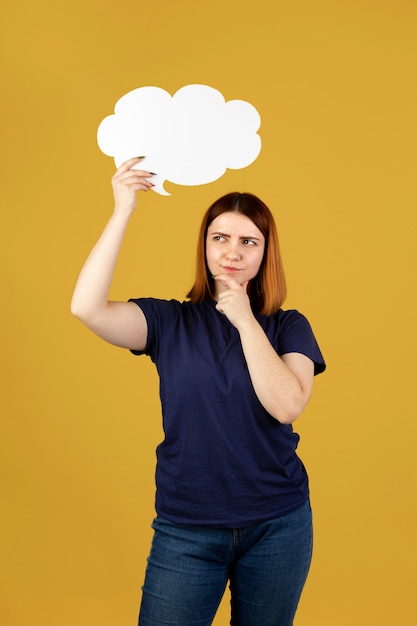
[97,84,261,196]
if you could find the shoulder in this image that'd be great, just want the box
[129,297,183,314]
[128,297,212,322]
[259,308,311,333]
[261,308,326,375]
[277,308,313,331]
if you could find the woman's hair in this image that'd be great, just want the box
[187,192,287,315]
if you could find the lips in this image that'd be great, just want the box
[222,266,241,273]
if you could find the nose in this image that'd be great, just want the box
[225,241,241,261]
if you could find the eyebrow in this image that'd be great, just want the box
[210,230,262,241]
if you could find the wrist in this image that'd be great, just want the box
[235,311,258,335]
[112,205,134,221]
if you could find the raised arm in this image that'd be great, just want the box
[70,158,153,351]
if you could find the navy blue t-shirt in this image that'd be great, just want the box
[129,297,325,527]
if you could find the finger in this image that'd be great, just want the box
[114,170,155,183]
[129,183,154,192]
[122,169,155,178]
[212,273,239,288]
[114,156,145,175]
[126,180,155,191]
[117,173,154,186]
[118,182,152,194]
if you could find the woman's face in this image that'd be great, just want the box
[206,212,265,294]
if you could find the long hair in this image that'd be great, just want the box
[186,192,287,315]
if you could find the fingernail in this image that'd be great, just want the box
[149,172,157,176]
[137,156,145,159]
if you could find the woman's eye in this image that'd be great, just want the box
[243,239,256,246]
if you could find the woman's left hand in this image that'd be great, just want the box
[214,274,254,329]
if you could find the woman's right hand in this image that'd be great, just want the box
[71,156,152,349]
[111,157,155,214]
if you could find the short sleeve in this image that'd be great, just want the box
[277,310,326,376]
[128,298,179,361]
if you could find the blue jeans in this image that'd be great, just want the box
[138,500,313,626]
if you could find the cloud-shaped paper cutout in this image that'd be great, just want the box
[97,84,261,195]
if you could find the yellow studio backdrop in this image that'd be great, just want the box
[1,0,416,624]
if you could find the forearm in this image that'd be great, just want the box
[238,318,311,424]
[71,210,132,321]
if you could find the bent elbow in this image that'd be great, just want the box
[70,299,80,319]
[276,409,300,425]
[70,297,86,321]
[274,398,308,425]
[70,297,95,325]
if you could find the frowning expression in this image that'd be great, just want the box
[206,212,265,293]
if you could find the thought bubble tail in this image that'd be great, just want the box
[131,161,170,196]
[152,180,170,196]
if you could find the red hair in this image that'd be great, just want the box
[187,192,287,315]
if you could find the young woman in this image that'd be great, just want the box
[71,157,326,626]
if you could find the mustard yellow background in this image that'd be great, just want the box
[1,1,416,624]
